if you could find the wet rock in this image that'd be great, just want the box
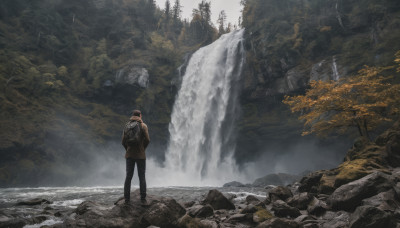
[254,201,266,209]
[75,201,108,216]
[188,204,214,218]
[361,189,400,211]
[0,214,27,228]
[241,204,257,214]
[226,213,251,223]
[61,191,185,228]
[140,198,186,227]
[16,198,52,206]
[183,201,195,208]
[349,206,397,228]
[202,189,235,210]
[328,171,394,211]
[271,200,301,218]
[223,181,247,187]
[321,211,350,228]
[298,172,323,193]
[256,218,300,228]
[287,192,314,210]
[54,211,63,217]
[295,215,321,228]
[177,214,205,228]
[268,186,293,202]
[200,219,218,228]
[307,197,328,216]
[246,195,261,204]
[252,173,300,187]
[294,214,317,223]
[31,215,48,224]
[263,198,271,205]
[302,224,320,228]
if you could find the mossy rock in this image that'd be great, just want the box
[253,206,273,223]
[334,158,388,187]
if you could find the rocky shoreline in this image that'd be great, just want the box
[63,169,400,228]
[2,168,399,228]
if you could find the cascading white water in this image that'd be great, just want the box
[332,56,340,81]
[160,29,246,186]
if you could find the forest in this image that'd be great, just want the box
[0,0,225,186]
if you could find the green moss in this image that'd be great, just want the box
[254,206,273,223]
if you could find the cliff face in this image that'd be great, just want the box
[235,0,400,161]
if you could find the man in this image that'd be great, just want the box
[122,110,150,205]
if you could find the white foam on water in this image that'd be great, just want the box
[23,218,63,228]
[51,199,85,208]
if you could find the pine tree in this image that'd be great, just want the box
[165,0,171,23]
[217,10,227,35]
[172,0,182,21]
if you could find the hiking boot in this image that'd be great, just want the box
[140,198,148,206]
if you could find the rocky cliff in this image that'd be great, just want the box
[235,0,400,161]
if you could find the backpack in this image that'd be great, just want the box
[124,121,141,146]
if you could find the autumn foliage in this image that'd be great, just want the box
[283,53,400,140]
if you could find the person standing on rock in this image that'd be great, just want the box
[122,110,150,205]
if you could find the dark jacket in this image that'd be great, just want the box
[122,116,150,159]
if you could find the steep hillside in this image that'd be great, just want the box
[0,0,218,187]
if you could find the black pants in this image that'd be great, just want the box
[124,158,146,201]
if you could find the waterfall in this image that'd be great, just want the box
[332,56,340,81]
[160,29,246,186]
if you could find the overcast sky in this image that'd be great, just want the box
[154,0,243,27]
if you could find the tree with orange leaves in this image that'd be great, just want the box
[283,53,400,141]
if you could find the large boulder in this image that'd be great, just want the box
[349,206,397,228]
[328,171,394,211]
[287,192,314,210]
[320,211,350,228]
[241,205,257,214]
[141,198,186,227]
[361,189,400,211]
[298,172,323,193]
[268,186,293,202]
[246,195,261,205]
[271,200,301,218]
[202,189,235,210]
[187,204,214,218]
[60,191,185,228]
[307,197,328,216]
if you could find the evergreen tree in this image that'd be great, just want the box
[217,10,227,35]
[165,0,171,23]
[172,0,182,21]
